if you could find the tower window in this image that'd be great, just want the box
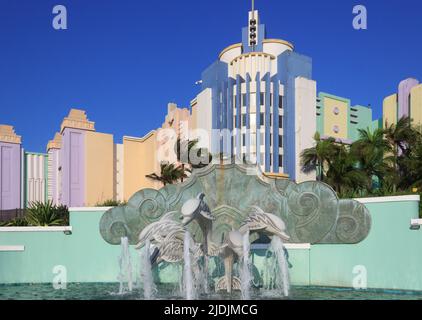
[279,136,283,148]
[279,96,283,109]
[279,155,283,167]
[260,113,264,126]
[242,94,247,107]
[260,93,264,105]
[242,114,247,126]
[242,134,246,147]
[279,116,283,128]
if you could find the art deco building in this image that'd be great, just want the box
[188,9,316,182]
[383,78,422,128]
[2,7,421,210]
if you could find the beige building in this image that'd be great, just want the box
[42,105,194,206]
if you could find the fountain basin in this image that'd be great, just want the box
[1,195,422,297]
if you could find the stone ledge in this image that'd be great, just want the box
[0,226,72,232]
[355,195,420,204]
[0,245,25,252]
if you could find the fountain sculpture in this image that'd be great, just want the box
[100,163,372,298]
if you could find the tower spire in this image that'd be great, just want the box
[248,0,258,50]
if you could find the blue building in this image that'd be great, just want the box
[188,9,317,182]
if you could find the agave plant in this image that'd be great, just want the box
[1,218,29,227]
[25,201,68,226]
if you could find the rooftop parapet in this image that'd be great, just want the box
[47,132,62,151]
[60,109,95,133]
[0,125,22,144]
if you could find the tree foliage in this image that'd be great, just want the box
[301,117,422,198]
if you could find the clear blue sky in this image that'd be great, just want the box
[0,0,421,152]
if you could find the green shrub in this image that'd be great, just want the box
[55,204,70,225]
[1,217,29,227]
[25,201,69,226]
[95,199,127,207]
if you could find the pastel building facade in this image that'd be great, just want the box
[46,109,117,207]
[2,8,420,210]
[45,108,182,207]
[187,10,317,182]
[0,105,187,210]
[0,125,51,210]
[383,78,422,128]
[317,93,380,144]
[0,126,22,210]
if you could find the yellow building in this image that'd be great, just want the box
[382,78,422,128]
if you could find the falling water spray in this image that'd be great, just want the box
[240,231,252,300]
[118,236,133,294]
[270,236,290,297]
[141,239,156,299]
[183,231,195,300]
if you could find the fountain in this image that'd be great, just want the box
[140,239,156,299]
[183,231,195,300]
[268,236,290,297]
[117,237,133,294]
[240,230,252,300]
[100,163,372,299]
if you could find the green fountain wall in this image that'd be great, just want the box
[0,195,421,291]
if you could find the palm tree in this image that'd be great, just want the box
[384,116,415,157]
[398,130,422,189]
[325,146,368,195]
[384,117,422,190]
[350,128,392,190]
[146,162,187,186]
[300,132,338,181]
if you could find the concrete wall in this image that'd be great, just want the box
[322,95,349,140]
[47,149,61,205]
[398,78,419,119]
[114,144,124,202]
[309,196,422,290]
[1,196,422,291]
[295,77,316,183]
[0,142,21,210]
[123,132,159,201]
[61,129,85,207]
[348,105,373,141]
[85,131,114,206]
[0,208,119,284]
[411,84,422,126]
[383,94,398,128]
